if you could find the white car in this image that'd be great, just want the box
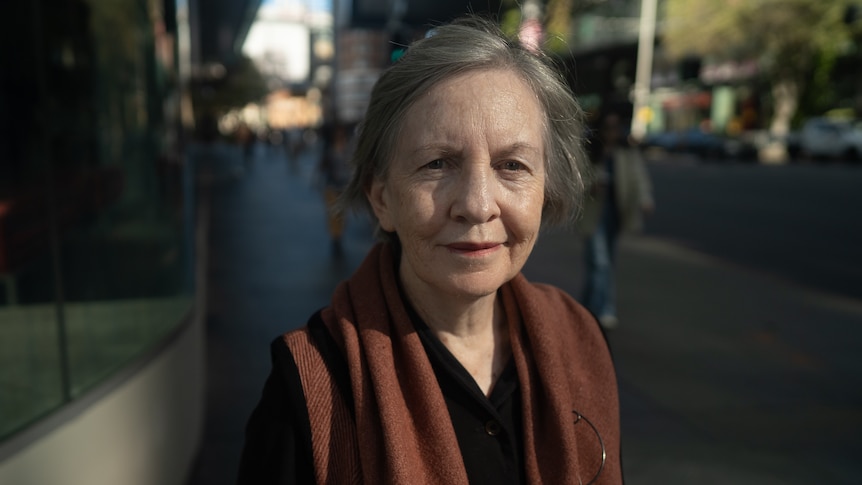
[800,117,862,161]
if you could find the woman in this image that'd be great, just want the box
[238,17,622,485]
[579,110,654,330]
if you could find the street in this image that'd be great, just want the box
[643,159,862,301]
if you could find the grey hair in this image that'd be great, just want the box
[338,15,588,232]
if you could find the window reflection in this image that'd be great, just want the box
[0,0,193,440]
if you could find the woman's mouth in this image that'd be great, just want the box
[446,242,502,255]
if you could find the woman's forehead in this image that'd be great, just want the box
[400,70,544,139]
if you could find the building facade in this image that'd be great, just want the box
[0,0,256,482]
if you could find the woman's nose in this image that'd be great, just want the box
[450,164,500,223]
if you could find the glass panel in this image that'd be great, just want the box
[0,0,192,440]
[57,0,193,398]
[65,297,192,396]
[0,305,64,438]
[0,2,67,440]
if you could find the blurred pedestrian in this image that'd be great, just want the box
[579,110,654,330]
[287,127,304,159]
[236,122,255,167]
[318,122,351,256]
[238,16,622,485]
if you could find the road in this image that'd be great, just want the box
[642,158,862,300]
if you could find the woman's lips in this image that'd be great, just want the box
[446,242,502,255]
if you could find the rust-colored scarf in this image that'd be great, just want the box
[287,243,621,484]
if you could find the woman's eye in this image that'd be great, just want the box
[425,159,445,170]
[501,161,524,171]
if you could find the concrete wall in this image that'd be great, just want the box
[0,313,205,485]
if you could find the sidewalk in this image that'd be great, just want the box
[187,142,374,485]
[187,141,862,484]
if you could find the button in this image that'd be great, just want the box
[484,420,502,436]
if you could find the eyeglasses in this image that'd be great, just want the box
[572,410,606,485]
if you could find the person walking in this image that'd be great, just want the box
[579,110,654,330]
[317,122,351,256]
[236,122,255,168]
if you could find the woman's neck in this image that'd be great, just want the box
[404,283,512,396]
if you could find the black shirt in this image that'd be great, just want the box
[411,310,525,485]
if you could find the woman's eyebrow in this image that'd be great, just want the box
[495,142,542,157]
[410,144,460,156]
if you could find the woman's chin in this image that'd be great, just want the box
[439,273,514,301]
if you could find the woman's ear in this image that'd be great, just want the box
[366,178,396,232]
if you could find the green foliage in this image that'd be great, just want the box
[544,0,573,54]
[663,0,858,80]
[663,0,862,139]
[500,7,522,38]
[193,56,269,114]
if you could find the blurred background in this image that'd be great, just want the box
[0,0,860,484]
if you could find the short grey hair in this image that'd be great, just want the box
[338,15,588,231]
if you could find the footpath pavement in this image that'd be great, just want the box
[187,141,862,484]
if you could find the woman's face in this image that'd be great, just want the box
[368,69,546,301]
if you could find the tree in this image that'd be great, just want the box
[192,55,269,115]
[662,0,861,162]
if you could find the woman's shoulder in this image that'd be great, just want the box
[277,310,355,408]
[238,316,332,484]
[264,311,346,390]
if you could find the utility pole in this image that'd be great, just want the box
[630,0,657,141]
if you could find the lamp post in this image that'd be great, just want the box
[631,0,657,141]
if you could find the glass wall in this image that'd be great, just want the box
[0,0,193,440]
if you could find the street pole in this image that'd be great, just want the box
[631,0,657,141]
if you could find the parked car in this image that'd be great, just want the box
[747,129,802,161]
[641,128,756,161]
[799,117,862,161]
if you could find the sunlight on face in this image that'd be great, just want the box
[368,69,547,303]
